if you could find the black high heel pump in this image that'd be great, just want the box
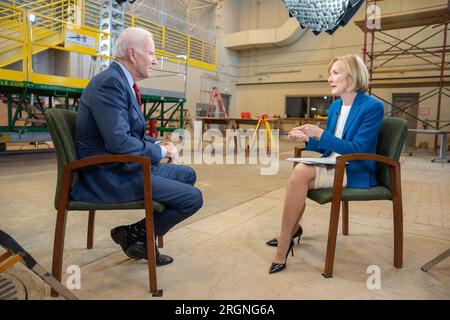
[265,225,302,247]
[268,239,294,274]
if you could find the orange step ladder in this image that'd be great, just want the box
[207,87,228,117]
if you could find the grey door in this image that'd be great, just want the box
[392,93,419,148]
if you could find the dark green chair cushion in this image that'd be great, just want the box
[308,186,392,205]
[45,108,165,213]
[307,117,408,205]
[68,200,165,213]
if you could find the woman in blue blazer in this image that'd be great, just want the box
[268,54,384,274]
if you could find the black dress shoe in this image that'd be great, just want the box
[111,225,135,254]
[269,239,294,274]
[126,239,174,266]
[266,225,303,247]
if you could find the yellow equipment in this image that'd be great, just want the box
[247,115,276,156]
[0,229,78,300]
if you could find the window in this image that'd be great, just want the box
[285,96,334,118]
[285,97,308,118]
[309,96,333,117]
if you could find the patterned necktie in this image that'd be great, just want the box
[133,82,142,107]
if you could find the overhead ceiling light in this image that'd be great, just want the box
[29,14,36,24]
[282,0,364,35]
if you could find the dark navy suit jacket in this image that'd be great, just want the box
[71,62,163,203]
[305,91,384,188]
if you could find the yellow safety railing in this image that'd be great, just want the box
[0,0,108,86]
[27,7,110,87]
[0,2,26,80]
[120,2,216,70]
[0,0,216,87]
[0,0,76,68]
[83,0,216,69]
[0,0,75,24]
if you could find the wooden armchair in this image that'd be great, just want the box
[294,117,408,278]
[45,108,165,297]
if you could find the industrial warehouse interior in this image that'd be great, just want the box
[0,0,449,303]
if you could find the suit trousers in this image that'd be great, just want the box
[144,163,203,236]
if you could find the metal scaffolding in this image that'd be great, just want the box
[355,0,450,151]
[99,0,124,71]
[0,1,189,149]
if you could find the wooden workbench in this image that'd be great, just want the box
[195,116,282,132]
[195,116,331,133]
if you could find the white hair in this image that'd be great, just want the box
[113,27,153,59]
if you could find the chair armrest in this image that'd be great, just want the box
[294,146,305,158]
[58,155,153,212]
[292,147,305,169]
[335,153,399,168]
[331,153,400,199]
[65,154,150,171]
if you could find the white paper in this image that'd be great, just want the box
[286,157,337,165]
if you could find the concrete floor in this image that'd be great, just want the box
[0,139,449,299]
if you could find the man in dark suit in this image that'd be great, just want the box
[72,27,203,266]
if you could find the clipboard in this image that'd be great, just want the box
[286,157,337,165]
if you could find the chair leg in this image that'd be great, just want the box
[51,209,68,297]
[157,236,163,248]
[86,210,95,249]
[391,166,404,269]
[392,195,403,269]
[144,200,161,296]
[322,198,341,278]
[143,163,162,296]
[146,231,159,296]
[342,201,349,236]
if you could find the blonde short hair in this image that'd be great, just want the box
[328,54,369,92]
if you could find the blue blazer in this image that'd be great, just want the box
[305,91,384,188]
[71,62,163,203]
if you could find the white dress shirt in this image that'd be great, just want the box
[329,104,351,158]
